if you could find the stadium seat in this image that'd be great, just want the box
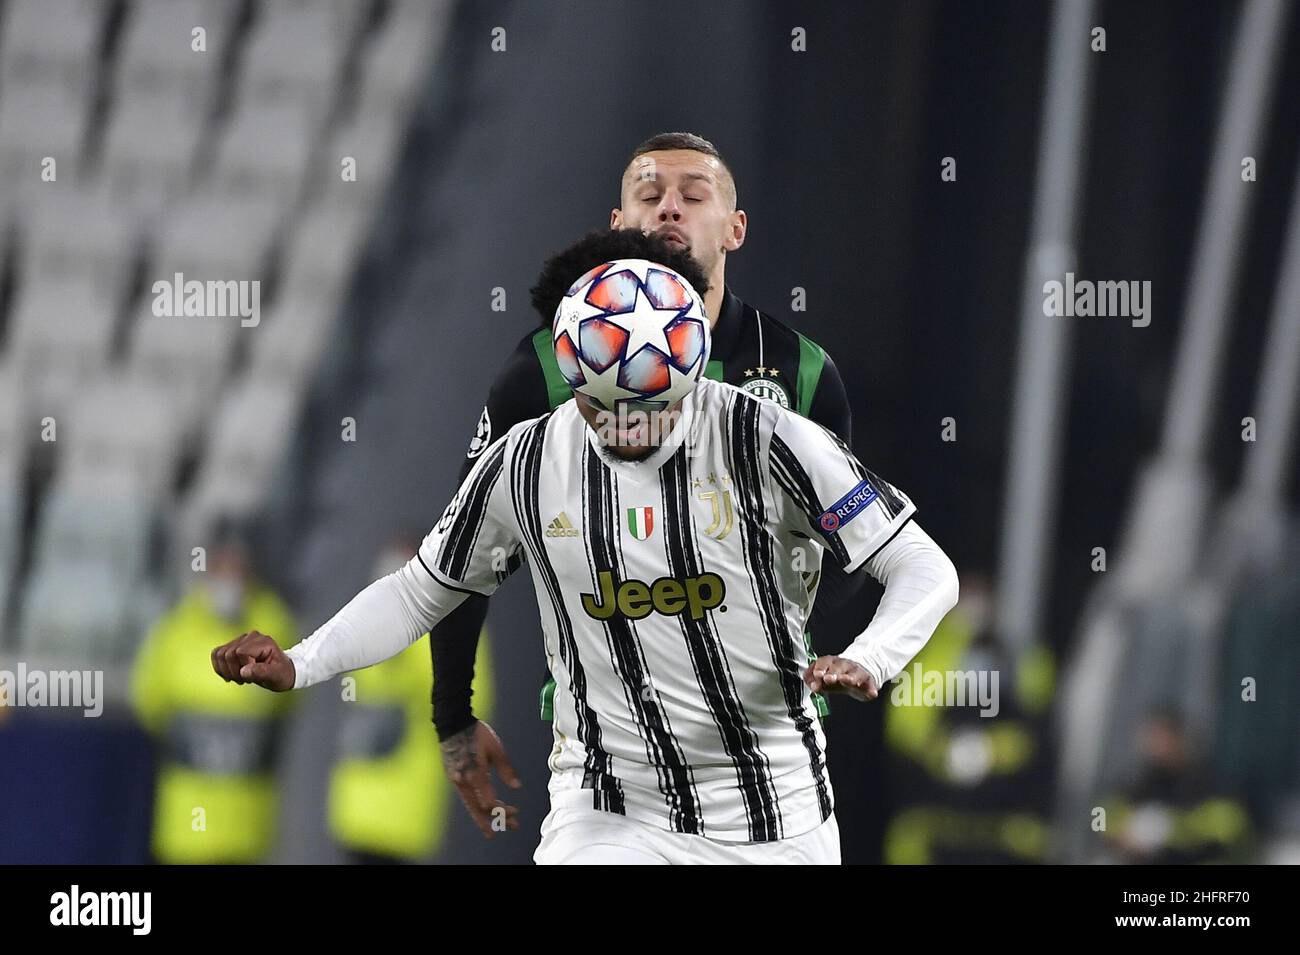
[354,0,451,120]
[113,0,237,111]
[177,376,303,548]
[98,93,207,216]
[126,294,248,443]
[16,558,136,662]
[0,83,90,192]
[0,370,30,646]
[0,477,23,644]
[8,278,119,422]
[207,102,317,206]
[150,192,279,278]
[0,0,108,100]
[30,481,157,586]
[59,375,187,497]
[234,2,357,125]
[313,110,406,210]
[249,297,340,390]
[277,202,369,304]
[0,363,29,483]
[14,185,142,304]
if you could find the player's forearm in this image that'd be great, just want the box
[838,522,959,688]
[430,592,489,740]
[285,560,469,688]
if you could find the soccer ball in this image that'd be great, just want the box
[552,258,710,410]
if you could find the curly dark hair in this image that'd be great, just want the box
[529,229,711,328]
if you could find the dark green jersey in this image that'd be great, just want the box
[475,289,851,455]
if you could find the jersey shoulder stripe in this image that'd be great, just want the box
[436,439,507,582]
[769,430,851,568]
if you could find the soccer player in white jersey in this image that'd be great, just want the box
[211,231,959,864]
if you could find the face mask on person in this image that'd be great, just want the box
[208,577,246,621]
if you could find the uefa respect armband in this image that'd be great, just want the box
[817,478,879,533]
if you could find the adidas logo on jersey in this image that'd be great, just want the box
[545,512,579,538]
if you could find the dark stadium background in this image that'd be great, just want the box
[0,0,1295,865]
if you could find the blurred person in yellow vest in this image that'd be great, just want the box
[328,536,494,864]
[882,575,1057,863]
[1102,707,1254,864]
[130,521,296,864]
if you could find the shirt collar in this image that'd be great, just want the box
[709,286,745,361]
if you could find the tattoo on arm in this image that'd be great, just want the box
[440,722,479,779]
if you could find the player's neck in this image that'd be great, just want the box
[704,266,727,329]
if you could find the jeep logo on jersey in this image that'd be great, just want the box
[818,478,879,532]
[581,570,726,622]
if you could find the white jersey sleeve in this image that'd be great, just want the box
[766,407,958,687]
[839,520,959,686]
[767,409,917,572]
[285,433,522,689]
[415,431,523,596]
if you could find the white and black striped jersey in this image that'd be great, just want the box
[417,377,917,842]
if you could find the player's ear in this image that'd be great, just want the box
[725,209,747,252]
[610,207,623,229]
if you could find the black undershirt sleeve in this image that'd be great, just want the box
[802,349,868,645]
[807,349,852,448]
[431,336,550,740]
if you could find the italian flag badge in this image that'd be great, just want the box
[626,506,654,540]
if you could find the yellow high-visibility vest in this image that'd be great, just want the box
[129,585,297,864]
[328,633,493,860]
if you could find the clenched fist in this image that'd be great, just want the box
[804,655,879,702]
[210,630,296,691]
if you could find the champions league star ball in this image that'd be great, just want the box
[552,258,710,411]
